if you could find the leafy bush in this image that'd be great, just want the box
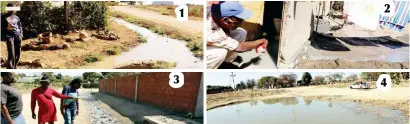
[17,1,108,37]
[70,1,108,30]
[82,83,99,88]
[207,85,234,94]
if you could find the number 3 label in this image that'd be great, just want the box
[175,5,188,22]
[376,74,391,90]
[380,2,395,17]
[169,72,184,88]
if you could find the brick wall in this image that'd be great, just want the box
[98,72,202,115]
[105,78,116,95]
[116,75,137,101]
[99,80,105,92]
[137,72,202,114]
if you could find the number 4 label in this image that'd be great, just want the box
[169,72,184,88]
[175,5,188,22]
[376,74,392,90]
[380,1,395,17]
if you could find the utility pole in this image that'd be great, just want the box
[230,72,236,89]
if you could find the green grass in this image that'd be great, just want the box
[135,32,147,43]
[105,48,120,55]
[110,11,203,57]
[85,54,103,63]
[152,61,177,69]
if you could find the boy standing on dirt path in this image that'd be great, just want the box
[207,1,268,69]
[60,79,81,124]
[1,3,23,69]
[1,72,26,124]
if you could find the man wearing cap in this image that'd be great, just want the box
[1,3,23,69]
[207,1,268,69]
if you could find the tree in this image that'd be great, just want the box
[15,73,27,80]
[245,79,256,89]
[236,81,246,90]
[101,72,141,79]
[330,72,345,83]
[346,74,358,82]
[360,72,383,81]
[82,72,103,84]
[301,72,312,86]
[258,76,278,89]
[312,75,325,85]
[280,74,297,87]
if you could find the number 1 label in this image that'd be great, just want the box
[175,5,188,22]
[376,74,392,90]
[169,72,184,88]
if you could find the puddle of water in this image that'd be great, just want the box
[105,18,202,69]
[207,97,408,124]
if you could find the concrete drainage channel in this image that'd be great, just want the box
[112,17,202,69]
[82,90,120,124]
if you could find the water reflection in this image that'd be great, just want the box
[261,97,299,105]
[207,97,408,124]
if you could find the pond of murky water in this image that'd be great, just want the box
[207,97,408,124]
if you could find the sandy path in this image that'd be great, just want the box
[21,89,90,124]
[110,6,203,35]
[277,86,410,100]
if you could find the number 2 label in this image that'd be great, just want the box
[169,72,184,88]
[175,5,188,22]
[380,2,395,17]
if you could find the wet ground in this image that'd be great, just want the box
[207,97,408,124]
[84,18,202,69]
[82,90,120,124]
[296,19,409,69]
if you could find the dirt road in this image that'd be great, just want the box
[21,89,90,124]
[110,6,203,36]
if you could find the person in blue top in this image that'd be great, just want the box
[1,3,23,69]
[60,79,81,124]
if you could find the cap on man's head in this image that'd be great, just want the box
[212,1,252,19]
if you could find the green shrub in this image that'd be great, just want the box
[17,1,108,37]
[105,48,120,55]
[85,54,103,63]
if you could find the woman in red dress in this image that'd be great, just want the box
[31,75,74,124]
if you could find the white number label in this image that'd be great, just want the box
[169,72,184,88]
[379,2,395,17]
[376,74,392,90]
[175,5,188,22]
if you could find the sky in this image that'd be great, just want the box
[206,72,361,87]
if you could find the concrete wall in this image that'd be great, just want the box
[279,1,316,68]
[98,72,203,117]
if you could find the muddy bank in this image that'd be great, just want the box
[303,95,409,117]
[207,89,290,110]
[296,59,408,69]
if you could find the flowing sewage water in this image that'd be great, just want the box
[84,18,202,69]
[207,97,408,124]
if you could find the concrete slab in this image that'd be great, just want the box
[93,93,202,123]
[144,115,201,124]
